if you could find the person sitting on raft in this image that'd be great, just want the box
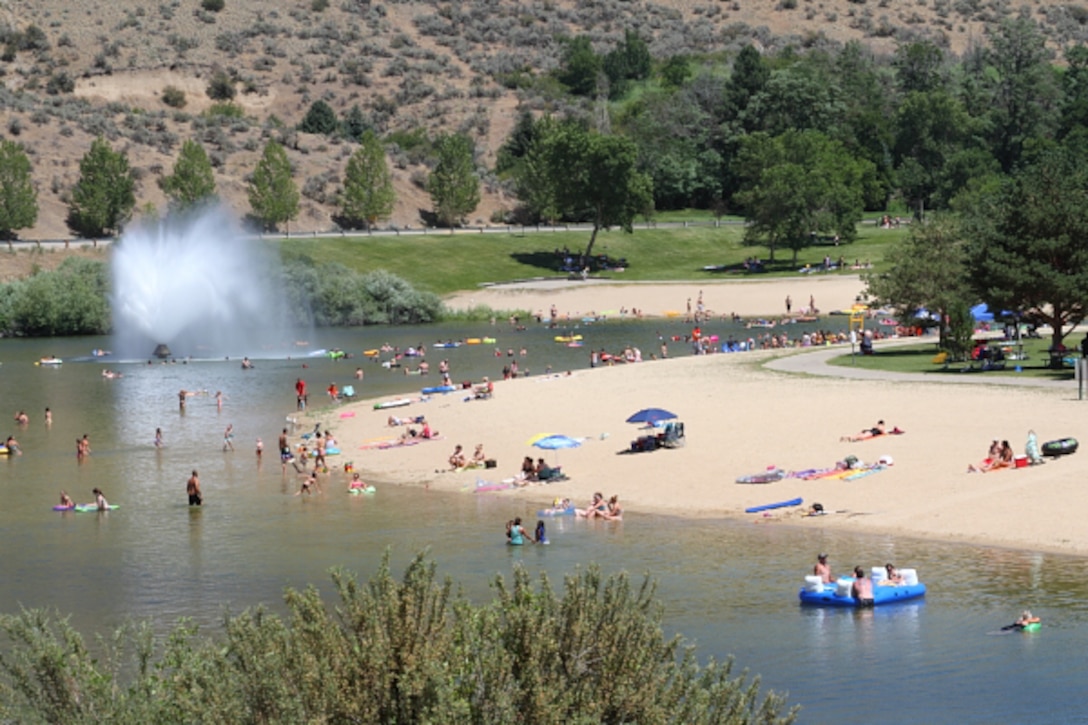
[5,436,21,455]
[348,472,370,491]
[59,491,75,509]
[882,563,904,585]
[841,420,886,442]
[814,553,832,583]
[93,487,109,511]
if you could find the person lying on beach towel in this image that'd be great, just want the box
[840,421,904,442]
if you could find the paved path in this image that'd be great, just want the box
[766,340,1079,390]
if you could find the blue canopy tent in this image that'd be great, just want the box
[970,303,994,323]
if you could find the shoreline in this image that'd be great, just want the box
[290,278,1088,560]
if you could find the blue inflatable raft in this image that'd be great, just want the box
[799,571,926,607]
[421,385,456,394]
[745,496,802,513]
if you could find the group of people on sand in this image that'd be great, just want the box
[449,442,489,470]
[515,456,563,484]
[967,439,1015,473]
[576,492,623,520]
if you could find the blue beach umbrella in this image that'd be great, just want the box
[530,434,582,465]
[625,408,678,425]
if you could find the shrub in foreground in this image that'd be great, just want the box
[0,554,797,723]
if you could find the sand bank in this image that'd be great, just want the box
[291,277,1088,557]
[444,275,868,319]
[305,343,1088,558]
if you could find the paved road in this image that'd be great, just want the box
[766,340,1079,390]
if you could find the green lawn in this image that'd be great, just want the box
[825,337,1080,381]
[276,224,907,296]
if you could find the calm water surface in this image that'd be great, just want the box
[1,323,1086,724]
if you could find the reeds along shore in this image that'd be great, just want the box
[310,278,1088,557]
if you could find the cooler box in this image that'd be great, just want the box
[1014,455,1029,468]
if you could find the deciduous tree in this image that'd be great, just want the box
[159,139,217,211]
[521,123,653,260]
[735,130,874,263]
[864,216,972,355]
[247,141,299,232]
[67,137,135,238]
[0,140,38,240]
[338,130,395,230]
[426,134,479,227]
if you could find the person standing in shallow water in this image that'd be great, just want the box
[187,470,202,506]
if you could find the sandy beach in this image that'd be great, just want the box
[304,278,1088,557]
[444,274,868,319]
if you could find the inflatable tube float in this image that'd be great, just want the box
[74,504,119,512]
[36,358,63,366]
[1020,621,1042,632]
[348,486,376,495]
[374,398,413,410]
[465,338,481,345]
[554,335,583,343]
[421,385,456,394]
[52,505,76,511]
[363,349,380,357]
[799,573,926,607]
[482,337,497,344]
[1042,437,1078,457]
[433,342,462,349]
[0,447,9,456]
[736,469,787,484]
[325,446,341,455]
[744,496,802,514]
[537,506,576,517]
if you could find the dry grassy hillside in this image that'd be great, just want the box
[2,0,1087,240]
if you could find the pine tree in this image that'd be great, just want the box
[0,139,38,240]
[159,139,217,211]
[247,141,299,232]
[426,134,479,228]
[67,137,135,238]
[338,130,395,230]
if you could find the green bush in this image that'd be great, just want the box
[201,0,225,11]
[45,71,75,95]
[205,101,244,118]
[161,85,187,108]
[298,99,338,135]
[0,554,797,723]
[206,70,236,100]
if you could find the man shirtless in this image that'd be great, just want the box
[814,553,832,584]
[187,470,202,506]
[851,566,874,606]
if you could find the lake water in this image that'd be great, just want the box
[2,322,1087,724]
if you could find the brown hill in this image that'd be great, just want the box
[2,0,1087,240]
